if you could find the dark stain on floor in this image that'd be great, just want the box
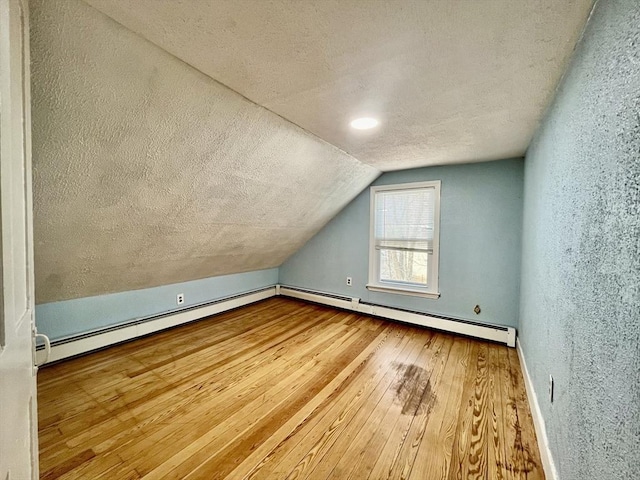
[392,362,436,415]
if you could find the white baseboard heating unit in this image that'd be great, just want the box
[36,283,516,365]
[278,285,516,347]
[36,286,277,365]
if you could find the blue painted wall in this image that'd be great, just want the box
[519,0,640,478]
[35,268,278,341]
[280,158,524,328]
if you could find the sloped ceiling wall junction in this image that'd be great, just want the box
[31,0,592,304]
[30,0,379,304]
[84,0,593,171]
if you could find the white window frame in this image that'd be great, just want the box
[367,180,441,298]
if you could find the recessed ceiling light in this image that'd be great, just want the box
[350,117,379,130]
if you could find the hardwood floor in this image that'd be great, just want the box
[37,297,544,479]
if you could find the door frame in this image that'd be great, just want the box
[0,0,39,477]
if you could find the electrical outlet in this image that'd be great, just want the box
[346,277,353,286]
[177,293,185,305]
[549,375,554,403]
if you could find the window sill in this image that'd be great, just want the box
[366,284,440,299]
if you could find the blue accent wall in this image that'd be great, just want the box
[519,0,640,478]
[35,268,278,341]
[280,158,524,328]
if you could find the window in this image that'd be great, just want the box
[367,180,441,298]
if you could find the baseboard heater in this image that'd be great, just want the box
[36,286,277,365]
[37,283,516,365]
[278,285,516,347]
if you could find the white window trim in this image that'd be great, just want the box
[366,180,441,299]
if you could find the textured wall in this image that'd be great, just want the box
[280,159,524,328]
[519,0,640,478]
[30,0,379,304]
[36,269,278,341]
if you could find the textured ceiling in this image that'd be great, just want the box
[30,0,378,303]
[83,0,593,171]
[30,0,593,304]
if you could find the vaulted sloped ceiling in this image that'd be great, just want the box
[84,0,593,170]
[30,0,378,303]
[30,0,592,303]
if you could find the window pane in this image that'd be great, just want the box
[369,180,440,296]
[375,188,435,249]
[379,249,429,286]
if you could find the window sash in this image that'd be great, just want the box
[368,180,441,297]
[377,248,431,288]
[375,245,433,254]
[374,187,435,242]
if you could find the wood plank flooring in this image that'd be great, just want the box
[37,297,544,479]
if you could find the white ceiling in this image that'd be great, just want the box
[84,0,593,171]
[30,0,379,302]
[29,0,595,303]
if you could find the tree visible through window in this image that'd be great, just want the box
[368,181,441,297]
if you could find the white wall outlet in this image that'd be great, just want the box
[177,293,185,305]
[346,277,353,286]
[549,375,554,403]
